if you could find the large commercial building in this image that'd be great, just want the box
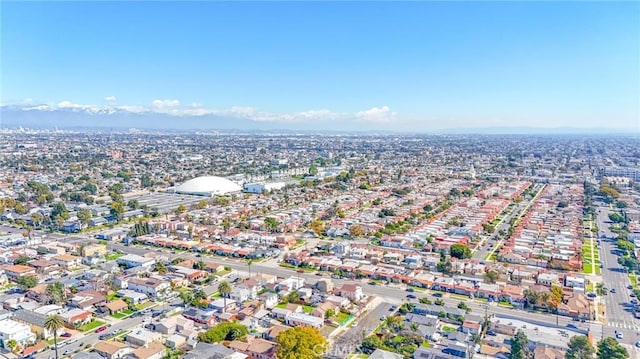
[174,176,242,196]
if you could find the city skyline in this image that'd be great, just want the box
[1,1,639,132]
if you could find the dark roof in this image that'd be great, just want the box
[13,309,47,327]
[184,342,234,359]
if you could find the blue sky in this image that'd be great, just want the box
[1,1,639,131]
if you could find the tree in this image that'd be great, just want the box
[109,201,125,222]
[597,337,628,359]
[179,291,193,306]
[437,260,453,275]
[484,270,499,284]
[308,219,325,236]
[17,275,37,290]
[13,256,31,265]
[325,309,335,319]
[198,322,248,343]
[509,329,531,359]
[277,326,327,359]
[348,224,365,237]
[77,208,92,228]
[218,281,231,312]
[566,335,595,359]
[45,314,64,359]
[264,217,279,233]
[127,199,140,210]
[221,216,232,233]
[450,244,471,259]
[154,262,167,275]
[46,282,66,304]
[5,339,17,353]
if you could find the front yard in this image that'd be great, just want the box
[135,302,155,311]
[78,320,106,332]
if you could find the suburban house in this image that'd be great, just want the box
[338,284,363,302]
[93,341,131,359]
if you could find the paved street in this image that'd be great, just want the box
[595,206,640,345]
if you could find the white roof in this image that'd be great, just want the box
[175,176,241,196]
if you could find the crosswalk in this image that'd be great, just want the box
[607,321,640,331]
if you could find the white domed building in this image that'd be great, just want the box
[174,176,242,197]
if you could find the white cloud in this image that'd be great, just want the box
[355,106,397,123]
[10,98,397,125]
[152,99,180,110]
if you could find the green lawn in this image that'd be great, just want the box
[498,301,515,309]
[392,335,405,343]
[123,309,135,315]
[106,293,118,301]
[105,253,123,261]
[111,313,126,319]
[408,285,426,292]
[441,326,457,334]
[135,302,155,311]
[214,269,232,277]
[334,312,351,325]
[78,320,105,332]
[302,305,314,314]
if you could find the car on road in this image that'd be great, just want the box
[95,326,107,333]
[567,323,577,329]
[63,349,73,356]
[635,341,640,348]
[432,292,443,297]
[368,281,376,285]
[389,306,397,311]
[610,288,616,293]
[406,288,414,292]
[406,294,416,299]
[628,285,633,290]
[631,293,636,298]
[615,331,623,339]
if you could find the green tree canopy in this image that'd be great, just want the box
[17,275,37,290]
[450,244,472,259]
[276,326,327,359]
[509,330,531,359]
[198,322,248,343]
[566,335,595,359]
[597,337,629,359]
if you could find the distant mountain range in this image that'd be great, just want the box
[0,105,635,135]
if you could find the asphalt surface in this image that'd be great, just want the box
[595,206,640,346]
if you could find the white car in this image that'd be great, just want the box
[615,331,623,339]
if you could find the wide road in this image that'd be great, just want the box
[595,205,640,345]
[108,242,604,340]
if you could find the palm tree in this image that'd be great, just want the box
[218,281,231,313]
[247,259,254,278]
[44,314,64,359]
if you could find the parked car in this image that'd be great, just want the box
[95,326,107,333]
[406,294,416,299]
[486,330,497,336]
[406,288,414,292]
[432,292,443,297]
